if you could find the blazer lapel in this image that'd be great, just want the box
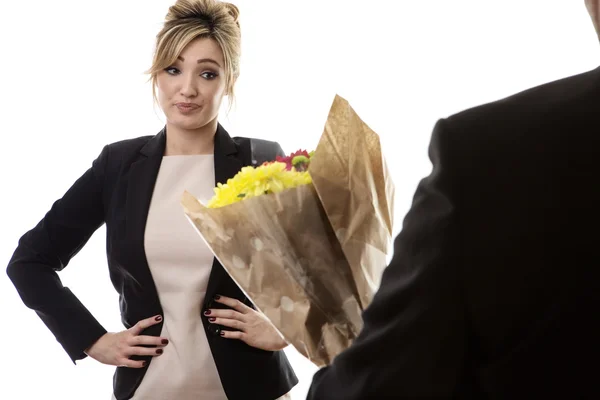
[125,129,166,310]
[213,124,244,185]
[124,124,246,309]
[206,124,245,298]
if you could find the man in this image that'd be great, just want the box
[307,1,600,398]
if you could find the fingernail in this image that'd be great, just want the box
[220,331,225,336]
[142,361,147,367]
[204,310,211,316]
[156,349,163,355]
[214,295,221,300]
[161,339,169,345]
[155,315,162,322]
[209,317,216,322]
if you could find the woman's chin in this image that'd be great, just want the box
[169,118,209,132]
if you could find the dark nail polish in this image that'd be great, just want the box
[161,339,169,345]
[156,349,163,355]
[155,315,162,322]
[214,295,221,300]
[204,310,211,316]
[142,361,148,367]
[209,317,216,322]
[220,331,225,336]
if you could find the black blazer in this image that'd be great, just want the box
[6,124,298,400]
[307,67,600,399]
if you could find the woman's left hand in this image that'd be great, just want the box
[205,295,288,352]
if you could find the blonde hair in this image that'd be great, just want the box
[148,0,241,107]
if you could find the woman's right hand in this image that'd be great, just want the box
[85,315,169,368]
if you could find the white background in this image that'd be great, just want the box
[0,1,598,399]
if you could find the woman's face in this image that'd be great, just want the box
[156,37,228,132]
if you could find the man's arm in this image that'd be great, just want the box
[307,119,467,399]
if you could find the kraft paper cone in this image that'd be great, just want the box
[182,94,394,366]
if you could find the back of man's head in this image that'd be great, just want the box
[586,0,600,36]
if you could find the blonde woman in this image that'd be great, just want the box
[6,0,297,399]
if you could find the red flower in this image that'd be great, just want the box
[274,155,293,171]
[289,149,311,159]
[261,150,313,171]
[274,149,312,171]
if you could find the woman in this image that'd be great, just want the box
[6,0,298,399]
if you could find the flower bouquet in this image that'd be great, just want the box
[181,94,395,367]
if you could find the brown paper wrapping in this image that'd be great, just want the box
[181,95,395,367]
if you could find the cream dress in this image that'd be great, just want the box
[110,155,291,400]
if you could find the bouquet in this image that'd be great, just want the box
[205,150,314,209]
[181,94,395,367]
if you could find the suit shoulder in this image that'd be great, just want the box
[91,134,156,175]
[446,66,600,129]
[427,67,600,180]
[104,135,155,156]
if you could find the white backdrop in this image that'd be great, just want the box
[1,1,598,399]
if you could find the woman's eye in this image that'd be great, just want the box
[164,67,180,75]
[201,71,218,80]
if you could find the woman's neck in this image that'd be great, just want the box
[164,120,217,156]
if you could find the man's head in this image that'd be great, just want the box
[586,0,600,37]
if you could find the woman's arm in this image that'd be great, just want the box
[6,145,110,363]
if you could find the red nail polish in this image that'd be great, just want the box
[220,331,225,336]
[204,310,211,316]
[155,315,162,322]
[214,295,221,300]
[161,339,169,345]
[142,361,148,367]
[209,317,216,322]
[156,349,163,354]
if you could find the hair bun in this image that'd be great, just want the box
[223,2,240,27]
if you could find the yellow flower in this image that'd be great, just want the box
[206,162,312,208]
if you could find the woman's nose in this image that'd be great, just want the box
[179,76,198,98]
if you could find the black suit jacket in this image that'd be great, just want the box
[7,124,298,400]
[307,67,600,399]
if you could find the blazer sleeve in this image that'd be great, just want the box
[307,119,468,398]
[6,146,111,363]
[276,143,285,158]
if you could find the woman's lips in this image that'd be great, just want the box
[175,103,201,113]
